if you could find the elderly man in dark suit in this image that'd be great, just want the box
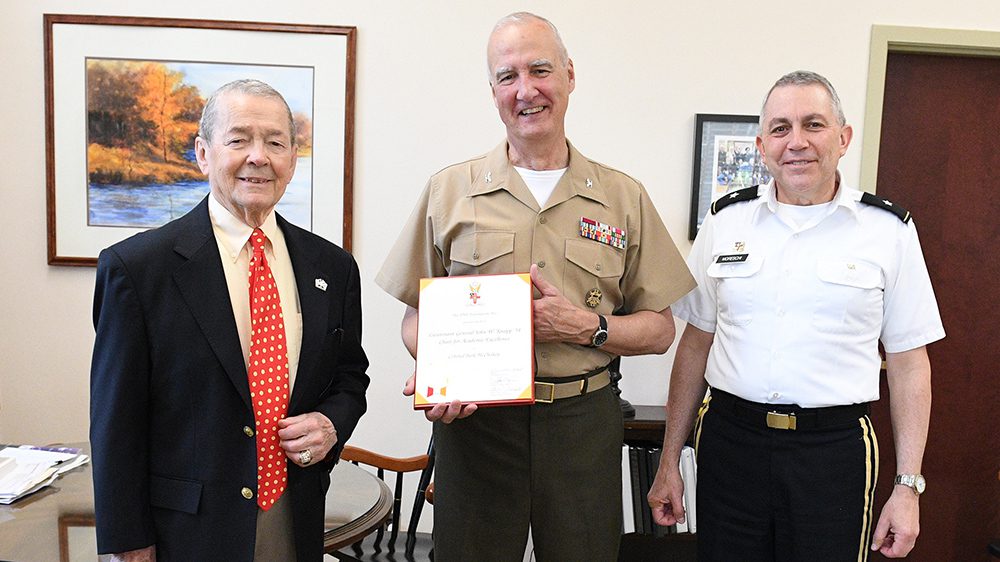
[90,79,369,561]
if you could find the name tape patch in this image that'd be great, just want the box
[715,253,749,264]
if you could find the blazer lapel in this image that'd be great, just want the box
[279,216,329,414]
[172,198,253,411]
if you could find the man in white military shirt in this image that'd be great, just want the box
[648,70,945,561]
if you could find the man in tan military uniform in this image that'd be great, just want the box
[377,12,694,561]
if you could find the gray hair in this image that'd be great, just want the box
[760,70,846,130]
[198,79,296,144]
[487,12,570,80]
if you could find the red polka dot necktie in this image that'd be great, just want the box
[248,228,289,511]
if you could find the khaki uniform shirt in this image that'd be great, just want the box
[377,141,695,379]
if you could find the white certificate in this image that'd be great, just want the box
[414,273,534,408]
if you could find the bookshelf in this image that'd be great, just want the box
[620,405,697,561]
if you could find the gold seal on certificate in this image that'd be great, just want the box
[414,273,535,409]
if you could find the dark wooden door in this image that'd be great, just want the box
[872,51,1000,561]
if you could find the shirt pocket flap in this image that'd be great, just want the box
[707,256,765,279]
[450,231,514,266]
[150,474,203,514]
[816,260,882,289]
[565,239,624,278]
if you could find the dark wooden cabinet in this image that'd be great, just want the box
[624,405,669,446]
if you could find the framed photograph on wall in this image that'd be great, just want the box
[688,114,771,240]
[44,14,356,265]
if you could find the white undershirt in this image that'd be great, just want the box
[775,200,833,230]
[514,166,567,208]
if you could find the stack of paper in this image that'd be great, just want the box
[0,445,90,504]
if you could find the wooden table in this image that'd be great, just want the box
[0,444,392,561]
[323,459,393,553]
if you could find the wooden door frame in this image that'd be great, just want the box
[861,25,1000,192]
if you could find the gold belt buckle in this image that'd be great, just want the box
[766,411,797,430]
[535,381,555,404]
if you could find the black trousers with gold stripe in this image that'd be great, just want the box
[694,394,879,562]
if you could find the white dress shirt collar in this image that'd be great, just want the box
[754,172,863,228]
[208,192,281,262]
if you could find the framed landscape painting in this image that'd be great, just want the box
[45,15,356,265]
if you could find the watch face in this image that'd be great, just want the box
[593,330,608,347]
[914,475,926,494]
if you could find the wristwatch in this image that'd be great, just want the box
[590,314,608,348]
[894,474,926,495]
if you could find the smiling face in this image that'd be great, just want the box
[487,18,575,151]
[756,84,852,204]
[195,92,297,227]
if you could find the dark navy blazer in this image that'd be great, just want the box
[90,197,369,561]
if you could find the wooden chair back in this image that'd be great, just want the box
[337,438,435,559]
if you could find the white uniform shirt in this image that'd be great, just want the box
[675,179,945,408]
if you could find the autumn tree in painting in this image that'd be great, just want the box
[87,60,203,185]
[133,62,201,163]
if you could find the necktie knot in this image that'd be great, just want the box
[251,228,267,259]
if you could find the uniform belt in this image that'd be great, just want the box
[709,388,870,431]
[534,363,612,404]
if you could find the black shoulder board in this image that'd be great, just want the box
[711,186,760,215]
[860,192,911,223]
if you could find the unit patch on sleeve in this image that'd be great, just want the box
[580,217,627,250]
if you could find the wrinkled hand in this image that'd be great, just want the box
[530,264,592,344]
[108,545,156,562]
[648,465,687,526]
[871,488,920,557]
[278,412,337,467]
[403,373,477,423]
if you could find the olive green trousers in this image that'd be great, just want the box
[432,385,624,562]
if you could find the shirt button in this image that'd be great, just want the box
[539,216,547,224]
[595,263,602,271]
[241,487,254,500]
[538,261,546,268]
[771,392,781,400]
[243,426,254,437]
[472,251,480,261]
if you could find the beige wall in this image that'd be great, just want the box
[3,0,999,529]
